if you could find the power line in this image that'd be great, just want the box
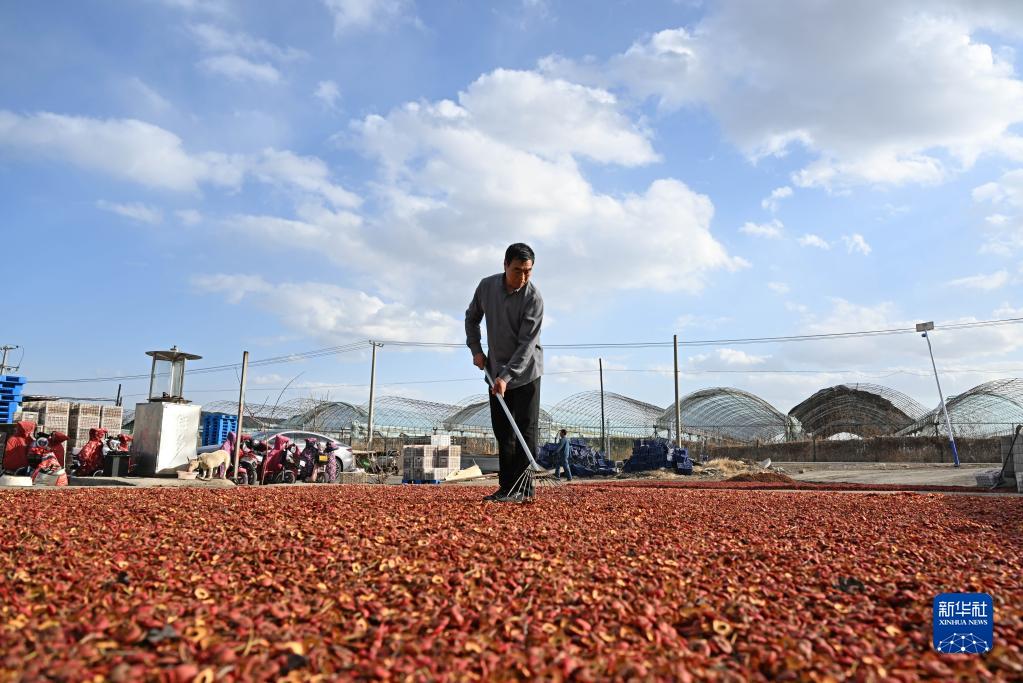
[378,315,1023,349]
[27,341,368,385]
[24,315,1023,385]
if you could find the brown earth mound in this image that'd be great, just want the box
[726,472,796,483]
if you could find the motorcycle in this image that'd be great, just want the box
[227,438,262,486]
[260,435,297,484]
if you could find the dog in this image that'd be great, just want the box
[186,450,230,480]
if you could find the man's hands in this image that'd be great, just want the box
[472,353,507,396]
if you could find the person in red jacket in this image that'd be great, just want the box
[75,427,107,476]
[2,421,36,473]
[47,431,69,467]
[261,434,290,483]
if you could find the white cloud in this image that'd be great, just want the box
[124,77,171,112]
[253,148,361,209]
[458,70,658,166]
[96,200,163,224]
[761,186,792,212]
[156,0,229,13]
[947,270,1010,290]
[343,69,745,306]
[0,110,245,191]
[767,281,790,295]
[192,273,461,342]
[797,233,831,249]
[199,55,281,84]
[176,209,202,225]
[323,0,413,34]
[189,23,306,62]
[542,2,1023,190]
[973,169,1023,255]
[0,112,360,211]
[315,80,342,109]
[715,348,769,366]
[739,219,783,239]
[841,233,872,255]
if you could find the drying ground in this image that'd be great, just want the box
[1,485,1021,681]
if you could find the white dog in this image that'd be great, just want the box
[187,450,230,480]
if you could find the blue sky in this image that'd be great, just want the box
[3,0,1023,416]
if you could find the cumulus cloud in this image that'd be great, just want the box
[323,0,413,34]
[340,68,745,307]
[841,233,872,255]
[0,112,360,206]
[458,69,658,166]
[0,110,245,191]
[542,1,1023,190]
[797,234,831,249]
[715,348,769,366]
[189,23,306,62]
[96,200,163,224]
[767,282,790,295]
[192,273,461,342]
[973,169,1023,255]
[739,219,783,239]
[199,55,281,83]
[761,186,793,212]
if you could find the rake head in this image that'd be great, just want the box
[506,462,563,502]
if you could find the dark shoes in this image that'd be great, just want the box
[483,489,526,503]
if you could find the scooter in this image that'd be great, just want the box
[227,438,262,486]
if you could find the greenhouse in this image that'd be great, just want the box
[788,383,928,439]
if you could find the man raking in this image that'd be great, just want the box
[465,243,545,503]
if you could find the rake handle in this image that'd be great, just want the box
[482,368,541,469]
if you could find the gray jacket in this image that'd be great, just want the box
[465,273,544,388]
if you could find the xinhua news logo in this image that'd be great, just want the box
[932,593,994,654]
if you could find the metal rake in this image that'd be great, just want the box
[483,368,562,501]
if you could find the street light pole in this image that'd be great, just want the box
[366,341,382,453]
[916,322,960,468]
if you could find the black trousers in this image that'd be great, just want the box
[489,378,541,492]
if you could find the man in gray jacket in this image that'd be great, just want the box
[465,243,544,502]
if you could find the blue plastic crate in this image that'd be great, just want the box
[0,375,26,385]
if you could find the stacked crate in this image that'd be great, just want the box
[1000,434,1023,492]
[21,400,71,436]
[68,403,102,450]
[401,442,461,483]
[100,405,124,435]
[0,375,26,424]
[201,412,238,446]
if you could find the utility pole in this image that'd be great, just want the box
[366,341,382,453]
[0,345,18,375]
[916,322,960,467]
[115,384,122,407]
[233,351,249,484]
[599,358,606,455]
[673,334,682,448]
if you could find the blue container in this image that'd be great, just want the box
[201,412,239,446]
